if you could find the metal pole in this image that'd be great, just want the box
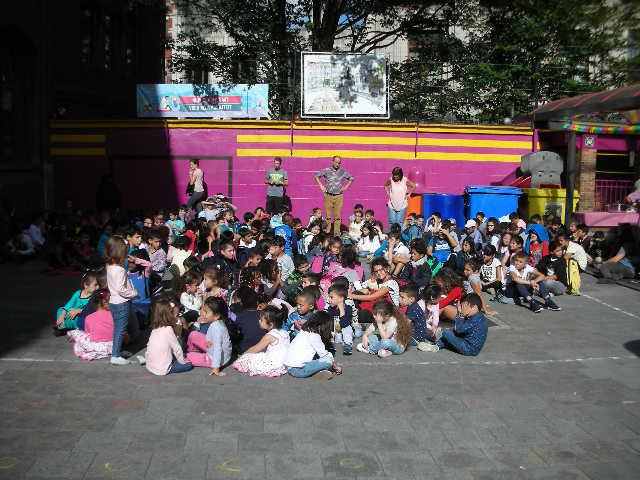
[565,131,577,224]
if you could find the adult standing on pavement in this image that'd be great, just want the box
[186,159,205,213]
[264,157,288,214]
[314,155,354,237]
[384,167,415,230]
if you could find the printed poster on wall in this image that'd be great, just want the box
[136,84,269,118]
[301,52,389,118]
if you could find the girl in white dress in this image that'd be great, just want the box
[233,305,290,377]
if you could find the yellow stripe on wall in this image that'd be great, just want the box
[419,138,532,149]
[236,148,521,163]
[50,147,106,156]
[238,134,531,149]
[50,134,106,143]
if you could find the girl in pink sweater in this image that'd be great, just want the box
[145,298,193,375]
[67,289,114,361]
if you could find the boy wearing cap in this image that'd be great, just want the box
[460,219,483,251]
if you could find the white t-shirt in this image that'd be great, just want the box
[565,241,587,270]
[375,316,397,339]
[508,264,535,284]
[480,258,502,283]
[357,236,381,255]
[392,243,410,257]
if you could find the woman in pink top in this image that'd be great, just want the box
[67,289,114,361]
[105,236,139,366]
[145,298,193,375]
[187,158,205,213]
[384,167,415,231]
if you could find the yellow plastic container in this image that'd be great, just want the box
[522,188,580,220]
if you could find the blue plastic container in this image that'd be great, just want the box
[465,186,522,221]
[422,194,465,226]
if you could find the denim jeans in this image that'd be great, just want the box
[366,333,405,355]
[169,359,193,374]
[600,262,635,280]
[436,329,471,355]
[508,281,550,300]
[387,207,407,230]
[288,360,332,378]
[109,301,131,358]
[541,279,566,296]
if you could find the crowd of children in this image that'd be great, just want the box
[23,193,636,379]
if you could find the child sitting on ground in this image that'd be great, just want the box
[284,311,343,380]
[357,299,412,357]
[479,245,506,302]
[186,297,232,376]
[180,270,203,323]
[146,230,167,275]
[283,289,317,335]
[535,241,567,296]
[282,254,310,303]
[327,284,354,355]
[67,289,114,361]
[55,272,100,333]
[145,297,193,375]
[507,252,562,313]
[330,276,360,336]
[433,268,464,321]
[416,284,442,351]
[128,249,153,329]
[463,259,496,316]
[419,293,488,356]
[201,266,229,302]
[399,284,428,346]
[233,305,290,377]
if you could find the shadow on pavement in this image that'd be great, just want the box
[623,340,640,357]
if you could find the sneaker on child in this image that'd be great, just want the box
[417,342,440,352]
[110,356,130,366]
[546,298,562,311]
[356,343,369,354]
[530,299,543,313]
[377,349,392,358]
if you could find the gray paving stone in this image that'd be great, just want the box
[578,459,640,480]
[214,413,264,433]
[145,452,208,480]
[434,447,497,471]
[85,452,153,480]
[265,452,324,478]
[26,451,95,479]
[322,451,382,477]
[184,431,237,456]
[206,454,265,479]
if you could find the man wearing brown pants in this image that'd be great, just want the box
[314,156,354,237]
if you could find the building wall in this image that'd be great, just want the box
[49,120,533,220]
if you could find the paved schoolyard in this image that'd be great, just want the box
[1,262,640,480]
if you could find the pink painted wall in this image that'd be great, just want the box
[53,123,533,223]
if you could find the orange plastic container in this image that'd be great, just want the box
[405,193,423,218]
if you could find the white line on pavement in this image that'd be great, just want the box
[581,293,640,319]
[0,355,637,367]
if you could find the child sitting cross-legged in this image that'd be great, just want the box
[185,297,232,377]
[356,299,412,358]
[54,272,100,334]
[283,289,317,335]
[67,289,114,361]
[463,259,497,316]
[145,297,193,375]
[419,293,488,356]
[284,311,343,380]
[233,305,290,377]
[327,284,354,355]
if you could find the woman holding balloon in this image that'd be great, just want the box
[384,167,416,230]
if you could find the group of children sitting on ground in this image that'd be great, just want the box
[49,199,638,379]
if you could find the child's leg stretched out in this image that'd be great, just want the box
[436,329,470,355]
[365,334,404,355]
[287,360,332,378]
[168,358,193,373]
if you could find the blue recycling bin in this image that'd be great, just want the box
[465,186,522,221]
[422,194,465,226]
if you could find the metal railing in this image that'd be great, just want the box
[594,179,634,211]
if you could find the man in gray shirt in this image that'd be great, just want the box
[264,157,288,214]
[314,155,354,237]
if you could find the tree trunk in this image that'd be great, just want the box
[311,0,343,51]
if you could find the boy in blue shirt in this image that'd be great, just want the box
[399,284,428,344]
[420,293,488,356]
[427,220,458,264]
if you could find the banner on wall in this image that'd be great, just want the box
[136,84,269,118]
[301,52,389,119]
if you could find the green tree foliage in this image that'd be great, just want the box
[394,0,640,123]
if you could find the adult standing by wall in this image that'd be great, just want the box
[384,167,415,230]
[314,155,354,237]
[264,156,288,214]
[186,158,205,213]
